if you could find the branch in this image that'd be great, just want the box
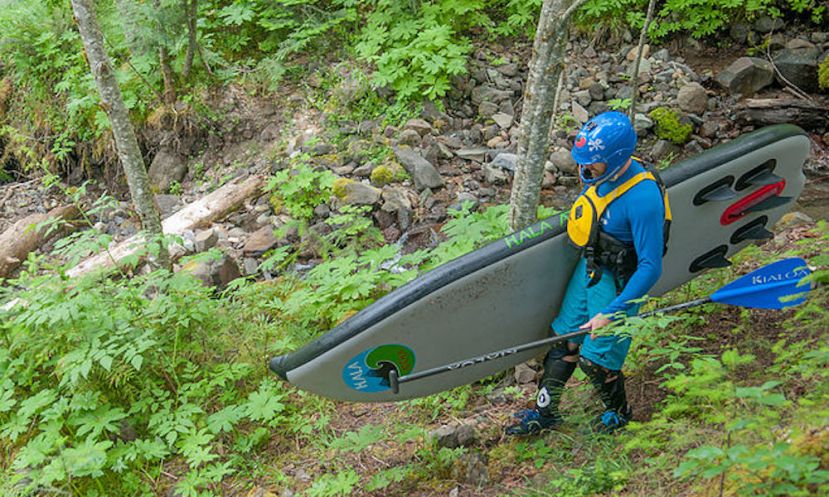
[562,0,592,23]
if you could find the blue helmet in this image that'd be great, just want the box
[571,111,637,184]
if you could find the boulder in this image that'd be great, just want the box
[397,129,422,147]
[677,82,709,115]
[753,15,784,34]
[716,57,774,97]
[340,182,382,206]
[633,113,654,136]
[471,85,511,105]
[483,163,509,185]
[243,226,279,257]
[478,101,499,119]
[549,147,578,175]
[773,48,821,93]
[148,149,187,192]
[492,112,514,129]
[181,253,241,290]
[194,228,218,252]
[404,118,433,136]
[393,147,444,191]
[491,152,519,172]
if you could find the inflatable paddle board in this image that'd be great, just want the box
[269,124,809,402]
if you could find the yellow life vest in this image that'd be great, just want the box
[567,169,672,251]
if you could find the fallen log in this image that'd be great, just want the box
[0,204,81,278]
[66,173,265,278]
[733,97,829,129]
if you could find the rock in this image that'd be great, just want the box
[340,182,382,205]
[259,122,281,142]
[483,125,500,141]
[148,149,187,192]
[352,162,376,178]
[584,45,597,58]
[550,147,578,175]
[787,38,816,50]
[684,140,704,155]
[243,226,279,257]
[571,101,590,124]
[181,253,241,290]
[626,44,650,62]
[588,82,605,101]
[309,142,334,156]
[753,15,784,34]
[194,229,218,252]
[514,363,536,384]
[471,85,511,105]
[496,63,519,77]
[492,112,514,129]
[651,139,680,162]
[450,192,480,212]
[491,153,519,172]
[405,118,433,136]
[715,57,774,97]
[652,48,670,62]
[478,101,499,119]
[574,89,592,107]
[676,82,708,115]
[456,451,488,487]
[243,257,259,275]
[699,121,720,139]
[633,113,654,136]
[486,136,507,148]
[629,57,651,77]
[483,163,509,185]
[398,129,422,147]
[431,423,478,449]
[154,194,182,219]
[394,147,444,191]
[455,148,489,162]
[729,23,751,44]
[775,211,814,230]
[773,48,821,93]
[381,187,412,213]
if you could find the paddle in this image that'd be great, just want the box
[388,257,812,394]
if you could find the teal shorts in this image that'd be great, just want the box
[551,258,639,371]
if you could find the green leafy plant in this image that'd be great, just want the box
[608,97,632,111]
[267,156,336,220]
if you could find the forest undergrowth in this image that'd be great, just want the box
[1,171,827,496]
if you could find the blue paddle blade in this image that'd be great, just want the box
[710,258,811,309]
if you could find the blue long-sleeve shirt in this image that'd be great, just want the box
[590,160,665,315]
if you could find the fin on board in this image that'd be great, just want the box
[690,245,732,273]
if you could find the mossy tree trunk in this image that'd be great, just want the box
[70,0,170,269]
[508,0,590,231]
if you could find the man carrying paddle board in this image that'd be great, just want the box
[507,111,671,436]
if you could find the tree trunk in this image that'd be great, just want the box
[183,0,198,79]
[70,0,169,269]
[159,45,177,106]
[67,174,266,278]
[508,0,589,231]
[628,0,657,120]
[0,205,80,278]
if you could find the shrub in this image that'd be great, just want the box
[649,107,693,145]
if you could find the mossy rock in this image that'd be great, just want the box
[649,107,693,145]
[332,177,355,199]
[370,162,405,186]
[819,56,829,90]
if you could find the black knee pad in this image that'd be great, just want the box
[578,356,609,383]
[536,342,580,415]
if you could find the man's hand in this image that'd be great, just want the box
[580,314,612,339]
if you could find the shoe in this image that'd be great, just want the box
[505,409,563,436]
[591,406,632,434]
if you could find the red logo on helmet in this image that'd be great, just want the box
[575,135,587,148]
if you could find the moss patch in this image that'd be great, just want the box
[649,107,693,145]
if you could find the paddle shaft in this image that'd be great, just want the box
[388,297,712,393]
